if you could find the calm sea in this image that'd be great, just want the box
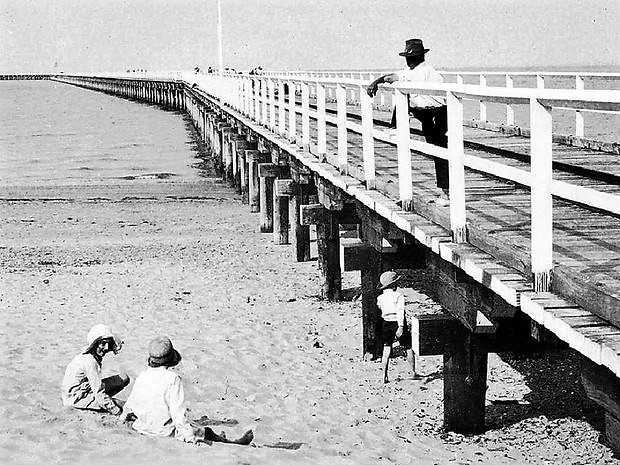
[0,78,617,190]
[0,80,210,190]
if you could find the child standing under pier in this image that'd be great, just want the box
[376,271,417,383]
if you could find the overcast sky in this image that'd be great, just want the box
[1,0,618,73]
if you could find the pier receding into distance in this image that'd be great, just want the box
[8,70,620,451]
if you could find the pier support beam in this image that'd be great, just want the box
[247,151,264,213]
[273,175,292,245]
[443,330,488,434]
[291,174,312,262]
[301,204,341,300]
[259,163,279,233]
[581,356,620,456]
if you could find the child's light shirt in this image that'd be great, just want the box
[377,289,405,327]
[124,366,197,443]
[61,353,120,414]
[395,62,446,109]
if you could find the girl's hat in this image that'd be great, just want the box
[83,324,122,354]
[377,271,401,290]
[148,336,182,368]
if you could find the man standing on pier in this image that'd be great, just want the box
[366,39,449,205]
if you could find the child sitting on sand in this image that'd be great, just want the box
[123,335,254,445]
[62,324,130,415]
[376,271,417,384]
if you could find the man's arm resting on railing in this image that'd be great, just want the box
[367,73,399,97]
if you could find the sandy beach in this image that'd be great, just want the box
[1,147,618,464]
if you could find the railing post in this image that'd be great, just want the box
[316,81,327,159]
[447,91,467,243]
[253,78,261,122]
[536,74,545,89]
[360,84,375,189]
[479,74,487,122]
[269,79,276,131]
[288,82,296,142]
[456,74,464,85]
[575,74,585,137]
[505,74,514,126]
[301,81,310,148]
[278,79,286,135]
[336,84,348,173]
[261,78,268,125]
[529,97,554,292]
[394,88,412,210]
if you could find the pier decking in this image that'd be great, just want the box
[35,71,620,451]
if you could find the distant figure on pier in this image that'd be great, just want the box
[61,324,129,415]
[376,271,417,384]
[207,66,215,74]
[249,65,263,75]
[124,336,254,446]
[367,38,449,205]
[194,66,201,74]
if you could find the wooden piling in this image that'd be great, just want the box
[291,178,311,262]
[259,163,278,233]
[443,330,488,434]
[247,150,262,212]
[360,245,382,359]
[274,178,293,245]
[317,209,341,301]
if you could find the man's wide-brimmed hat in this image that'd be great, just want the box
[398,38,429,57]
[377,271,401,290]
[148,336,182,368]
[83,324,122,354]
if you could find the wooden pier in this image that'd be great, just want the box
[50,71,620,451]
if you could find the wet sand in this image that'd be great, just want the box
[1,141,618,464]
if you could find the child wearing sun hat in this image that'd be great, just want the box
[124,335,253,445]
[376,271,417,383]
[61,324,129,414]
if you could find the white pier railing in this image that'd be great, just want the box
[256,69,620,139]
[181,71,620,292]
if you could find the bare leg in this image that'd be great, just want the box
[381,345,392,383]
[406,349,417,378]
[204,427,254,445]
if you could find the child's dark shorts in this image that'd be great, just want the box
[382,320,412,349]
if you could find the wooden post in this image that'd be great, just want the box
[317,210,341,300]
[316,81,327,159]
[505,74,515,126]
[530,97,553,292]
[581,356,620,456]
[278,80,286,135]
[288,82,296,142]
[575,75,585,137]
[247,150,263,213]
[274,178,293,245]
[259,163,278,233]
[447,91,466,243]
[291,178,311,261]
[479,74,487,122]
[336,84,348,173]
[360,84,375,189]
[443,330,488,434]
[395,88,413,210]
[360,245,381,359]
[301,81,310,148]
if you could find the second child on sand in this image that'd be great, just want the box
[376,271,417,384]
[123,335,254,445]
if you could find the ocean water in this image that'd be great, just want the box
[0,80,208,188]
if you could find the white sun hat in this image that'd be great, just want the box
[83,324,123,354]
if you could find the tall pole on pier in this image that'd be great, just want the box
[217,0,223,76]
